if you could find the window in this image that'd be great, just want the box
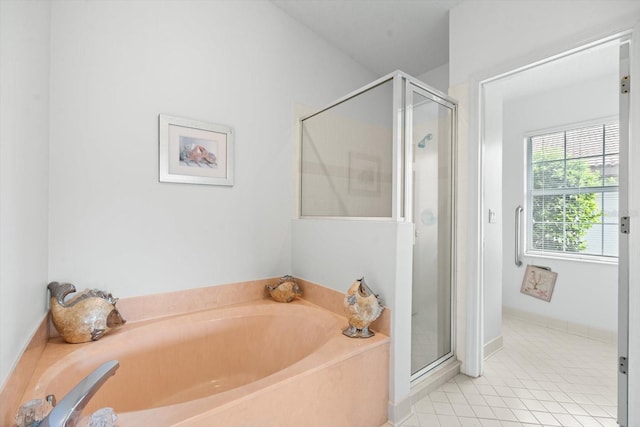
[527,122,619,259]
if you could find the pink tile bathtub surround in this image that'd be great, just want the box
[46,277,390,335]
[5,278,391,426]
[47,278,277,337]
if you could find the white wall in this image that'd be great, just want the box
[46,0,375,299]
[0,0,51,387]
[482,90,503,346]
[0,0,376,390]
[502,73,618,332]
[450,1,640,86]
[418,63,449,95]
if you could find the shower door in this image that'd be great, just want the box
[408,84,455,380]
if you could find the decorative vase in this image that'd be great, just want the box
[48,282,126,344]
[342,277,384,338]
[265,275,302,303]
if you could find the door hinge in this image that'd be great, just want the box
[620,356,628,375]
[621,216,630,234]
[621,75,630,94]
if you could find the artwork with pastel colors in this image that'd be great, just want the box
[520,265,557,302]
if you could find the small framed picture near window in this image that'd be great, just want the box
[159,114,234,186]
[520,265,557,302]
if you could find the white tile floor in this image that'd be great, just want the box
[400,315,618,427]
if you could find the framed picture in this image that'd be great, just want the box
[348,152,380,195]
[520,265,557,302]
[159,114,234,186]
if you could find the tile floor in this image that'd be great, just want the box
[400,315,618,427]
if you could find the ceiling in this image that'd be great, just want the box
[270,0,463,77]
[487,39,620,102]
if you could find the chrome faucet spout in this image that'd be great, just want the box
[37,360,119,427]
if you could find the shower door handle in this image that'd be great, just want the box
[515,206,523,267]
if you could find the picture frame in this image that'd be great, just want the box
[348,152,380,195]
[520,264,557,302]
[159,114,234,186]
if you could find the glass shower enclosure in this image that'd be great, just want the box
[408,87,455,379]
[299,71,456,381]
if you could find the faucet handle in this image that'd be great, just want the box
[37,360,119,427]
[88,407,117,427]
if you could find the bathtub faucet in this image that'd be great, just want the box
[36,360,119,427]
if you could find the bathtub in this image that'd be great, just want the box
[21,299,389,426]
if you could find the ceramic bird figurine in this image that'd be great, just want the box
[265,275,302,303]
[47,282,126,344]
[342,277,384,338]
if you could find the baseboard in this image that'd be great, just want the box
[386,359,461,426]
[410,358,461,404]
[483,335,503,359]
[503,306,617,343]
[387,395,413,426]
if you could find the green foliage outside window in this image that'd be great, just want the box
[531,149,602,253]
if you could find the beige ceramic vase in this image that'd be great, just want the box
[342,277,383,338]
[48,281,126,344]
[265,275,302,303]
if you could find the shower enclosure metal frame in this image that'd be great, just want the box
[297,70,458,382]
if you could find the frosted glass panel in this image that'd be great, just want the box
[300,81,393,217]
[411,89,453,376]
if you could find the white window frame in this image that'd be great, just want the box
[525,117,619,263]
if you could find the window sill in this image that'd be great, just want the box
[524,251,618,266]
